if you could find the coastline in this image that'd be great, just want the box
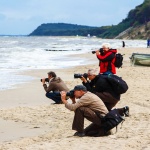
[0,47,150,149]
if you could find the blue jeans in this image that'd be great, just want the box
[102,71,112,75]
[45,92,61,104]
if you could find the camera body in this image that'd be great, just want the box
[54,90,74,98]
[92,48,104,54]
[40,78,49,82]
[74,73,88,79]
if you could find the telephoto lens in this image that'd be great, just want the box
[74,73,88,79]
[74,73,83,78]
[92,51,96,54]
[40,78,49,82]
[92,48,104,54]
[54,90,74,98]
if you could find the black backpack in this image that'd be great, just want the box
[102,109,124,134]
[103,74,128,94]
[114,53,124,68]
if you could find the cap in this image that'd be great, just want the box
[73,85,87,91]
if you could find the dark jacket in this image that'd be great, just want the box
[96,49,117,74]
[43,77,69,93]
[82,75,120,100]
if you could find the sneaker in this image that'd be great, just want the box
[105,130,112,136]
[53,101,63,104]
[124,106,129,117]
[74,132,85,137]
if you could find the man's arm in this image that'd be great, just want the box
[42,80,53,93]
[61,91,76,104]
[80,76,93,92]
[61,91,84,111]
[61,91,68,104]
[96,51,115,62]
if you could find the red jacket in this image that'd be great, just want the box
[96,49,117,74]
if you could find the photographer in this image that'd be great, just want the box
[80,69,120,110]
[60,85,109,137]
[41,71,69,104]
[93,43,117,75]
[77,69,129,115]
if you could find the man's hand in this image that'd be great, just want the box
[60,91,68,104]
[95,50,100,55]
[41,78,46,84]
[80,76,87,83]
[70,97,76,104]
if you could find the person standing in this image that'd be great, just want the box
[122,41,125,48]
[147,39,150,48]
[94,43,117,75]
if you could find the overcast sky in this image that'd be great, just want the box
[0,0,144,35]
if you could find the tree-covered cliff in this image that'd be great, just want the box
[99,0,150,39]
[29,23,110,36]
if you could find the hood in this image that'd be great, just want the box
[51,77,62,83]
[109,48,117,54]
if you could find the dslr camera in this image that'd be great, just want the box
[40,78,49,82]
[92,48,104,54]
[74,73,88,79]
[54,90,74,98]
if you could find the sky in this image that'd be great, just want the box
[0,0,144,35]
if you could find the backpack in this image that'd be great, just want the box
[102,109,124,134]
[103,74,128,94]
[114,53,124,68]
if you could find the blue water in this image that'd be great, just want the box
[0,36,147,90]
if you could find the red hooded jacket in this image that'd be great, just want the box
[96,49,117,74]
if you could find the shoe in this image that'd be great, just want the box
[74,132,85,137]
[53,101,63,104]
[105,130,112,136]
[124,106,129,117]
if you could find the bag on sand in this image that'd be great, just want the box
[102,109,124,134]
[104,74,128,94]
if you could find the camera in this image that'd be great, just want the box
[92,48,104,54]
[74,73,88,79]
[54,90,74,98]
[40,78,49,82]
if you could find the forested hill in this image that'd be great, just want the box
[99,0,150,39]
[29,23,109,37]
[29,0,150,39]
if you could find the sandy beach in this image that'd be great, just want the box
[0,47,150,150]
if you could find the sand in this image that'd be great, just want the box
[0,47,150,150]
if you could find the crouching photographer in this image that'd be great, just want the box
[75,68,120,110]
[41,71,70,104]
[74,69,129,117]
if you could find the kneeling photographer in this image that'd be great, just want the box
[41,71,70,104]
[60,85,109,137]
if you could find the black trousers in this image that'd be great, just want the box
[95,92,119,111]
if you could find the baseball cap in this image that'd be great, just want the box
[73,85,87,91]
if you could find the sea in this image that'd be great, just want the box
[0,36,147,91]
